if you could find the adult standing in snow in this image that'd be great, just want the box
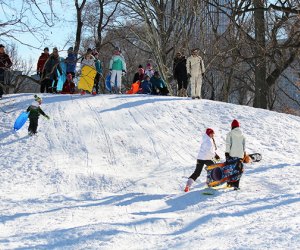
[0,44,12,99]
[109,47,126,94]
[65,47,77,79]
[225,119,246,189]
[37,47,50,93]
[184,128,220,192]
[42,47,62,93]
[27,95,50,136]
[173,52,188,97]
[186,48,205,99]
[37,47,49,78]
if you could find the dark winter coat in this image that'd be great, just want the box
[43,54,62,80]
[27,105,47,119]
[37,53,49,73]
[65,53,77,73]
[0,52,12,69]
[139,80,152,94]
[173,56,188,80]
[62,80,75,94]
[150,76,169,95]
[133,72,145,83]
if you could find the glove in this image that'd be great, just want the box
[215,154,220,160]
[122,70,126,76]
[109,70,112,75]
[187,73,191,78]
[202,73,204,77]
[225,152,230,161]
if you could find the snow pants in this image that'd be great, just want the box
[28,117,39,134]
[189,159,214,181]
[111,70,122,89]
[190,74,203,98]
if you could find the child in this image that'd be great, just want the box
[184,128,220,192]
[27,95,50,136]
[61,73,75,94]
[225,119,246,189]
[150,71,169,95]
[139,75,152,94]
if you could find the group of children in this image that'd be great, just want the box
[184,119,246,192]
[126,64,169,95]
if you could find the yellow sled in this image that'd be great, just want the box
[78,65,97,92]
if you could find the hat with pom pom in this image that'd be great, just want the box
[206,128,214,136]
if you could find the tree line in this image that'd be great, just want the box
[1,0,300,115]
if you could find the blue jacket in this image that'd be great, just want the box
[140,80,152,94]
[65,53,77,73]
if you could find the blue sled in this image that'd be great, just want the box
[14,112,29,131]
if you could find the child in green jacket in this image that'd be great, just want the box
[27,95,50,135]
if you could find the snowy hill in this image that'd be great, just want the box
[0,93,300,249]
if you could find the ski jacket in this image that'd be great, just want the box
[225,128,246,159]
[37,53,49,73]
[186,55,205,76]
[62,80,75,94]
[0,52,12,69]
[27,104,47,119]
[80,55,95,69]
[43,54,62,79]
[150,76,167,89]
[173,56,188,79]
[139,80,152,94]
[65,53,77,73]
[197,134,217,160]
[109,55,126,71]
[94,59,103,74]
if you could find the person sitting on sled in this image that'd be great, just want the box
[61,73,76,94]
[225,119,246,189]
[184,128,220,192]
[26,95,50,136]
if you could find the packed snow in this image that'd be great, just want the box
[0,93,300,249]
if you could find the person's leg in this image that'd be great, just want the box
[115,71,122,93]
[195,75,202,99]
[32,117,39,134]
[190,77,196,98]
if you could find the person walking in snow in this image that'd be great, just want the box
[173,52,188,97]
[225,119,246,189]
[184,128,220,192]
[109,47,126,94]
[186,48,205,99]
[26,95,50,136]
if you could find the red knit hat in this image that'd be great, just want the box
[206,128,214,136]
[231,119,240,128]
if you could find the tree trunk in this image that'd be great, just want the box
[253,0,268,109]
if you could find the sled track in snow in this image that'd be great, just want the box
[85,98,117,166]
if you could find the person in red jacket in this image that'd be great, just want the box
[61,73,75,94]
[37,47,50,93]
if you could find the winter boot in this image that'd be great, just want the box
[182,88,187,97]
[184,178,194,192]
[177,88,183,97]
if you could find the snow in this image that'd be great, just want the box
[1,93,300,249]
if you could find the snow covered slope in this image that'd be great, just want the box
[0,93,300,249]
